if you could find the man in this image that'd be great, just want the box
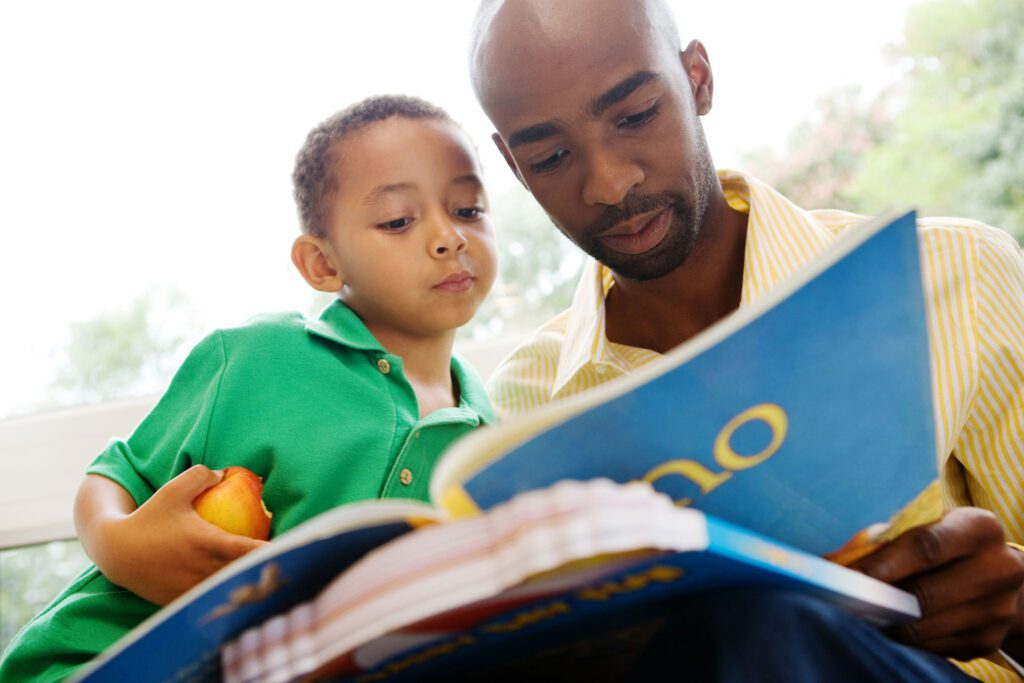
[470,0,1024,680]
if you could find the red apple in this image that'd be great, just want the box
[193,466,273,540]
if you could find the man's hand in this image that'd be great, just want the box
[76,467,267,606]
[852,507,1024,661]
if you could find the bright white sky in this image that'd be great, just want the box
[0,0,919,419]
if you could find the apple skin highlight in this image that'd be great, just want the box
[193,466,273,540]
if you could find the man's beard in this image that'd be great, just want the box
[554,164,716,281]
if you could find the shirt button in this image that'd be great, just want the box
[399,468,413,486]
[377,358,391,374]
[594,364,607,375]
[414,431,421,439]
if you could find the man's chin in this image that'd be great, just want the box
[589,241,693,281]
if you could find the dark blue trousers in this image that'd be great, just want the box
[403,587,981,681]
[631,588,979,682]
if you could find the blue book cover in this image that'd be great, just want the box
[315,506,919,683]
[72,502,436,683]
[433,211,937,557]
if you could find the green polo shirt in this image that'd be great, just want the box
[0,301,494,682]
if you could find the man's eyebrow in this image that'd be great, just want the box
[591,71,662,117]
[506,121,562,150]
[506,71,663,149]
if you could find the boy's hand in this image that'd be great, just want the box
[851,507,1024,661]
[77,466,267,606]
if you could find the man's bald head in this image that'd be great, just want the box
[470,0,682,110]
[466,0,719,282]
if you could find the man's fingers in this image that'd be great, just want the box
[158,465,224,503]
[903,553,1024,616]
[853,507,1004,584]
[888,589,1020,648]
[902,623,1013,662]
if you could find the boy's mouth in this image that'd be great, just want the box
[434,270,475,292]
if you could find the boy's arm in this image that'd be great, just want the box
[74,466,265,606]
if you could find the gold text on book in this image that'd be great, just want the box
[642,403,788,507]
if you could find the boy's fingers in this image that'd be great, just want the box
[199,528,267,563]
[160,465,225,502]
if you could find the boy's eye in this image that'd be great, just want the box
[528,148,570,174]
[616,102,660,129]
[455,207,484,220]
[378,217,412,231]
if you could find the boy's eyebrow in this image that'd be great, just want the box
[362,175,483,204]
[591,71,661,116]
[506,71,662,149]
[363,182,416,204]
[451,173,484,188]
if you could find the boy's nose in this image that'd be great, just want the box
[431,220,468,256]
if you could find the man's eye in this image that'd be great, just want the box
[528,148,570,174]
[617,103,660,128]
[378,218,412,230]
[455,207,484,220]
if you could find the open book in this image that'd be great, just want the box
[73,210,938,682]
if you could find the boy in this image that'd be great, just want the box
[0,95,498,681]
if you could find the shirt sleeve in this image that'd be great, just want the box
[954,225,1024,544]
[86,331,227,507]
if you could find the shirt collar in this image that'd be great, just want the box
[304,299,387,353]
[450,353,497,426]
[551,169,838,398]
[307,299,495,426]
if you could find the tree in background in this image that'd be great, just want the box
[462,185,583,340]
[745,0,1024,242]
[0,541,90,652]
[1,287,201,653]
[47,286,201,407]
[742,86,893,212]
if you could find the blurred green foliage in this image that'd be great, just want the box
[746,0,1024,241]
[0,541,90,654]
[460,184,583,341]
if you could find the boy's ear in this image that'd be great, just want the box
[291,234,344,292]
[492,133,526,187]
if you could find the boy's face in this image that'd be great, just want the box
[323,118,497,339]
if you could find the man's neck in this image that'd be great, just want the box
[604,193,749,354]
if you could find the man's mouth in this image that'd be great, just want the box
[434,270,475,292]
[598,206,673,255]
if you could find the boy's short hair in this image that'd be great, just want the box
[293,95,454,236]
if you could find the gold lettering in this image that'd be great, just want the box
[714,403,787,470]
[356,634,478,680]
[577,565,685,602]
[482,601,571,634]
[642,459,733,506]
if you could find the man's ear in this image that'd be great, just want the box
[681,40,713,116]
[492,132,526,187]
[291,234,344,292]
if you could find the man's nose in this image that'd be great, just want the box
[581,147,644,207]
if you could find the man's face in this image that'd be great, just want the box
[476,0,716,281]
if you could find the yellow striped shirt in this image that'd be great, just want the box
[486,170,1024,682]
